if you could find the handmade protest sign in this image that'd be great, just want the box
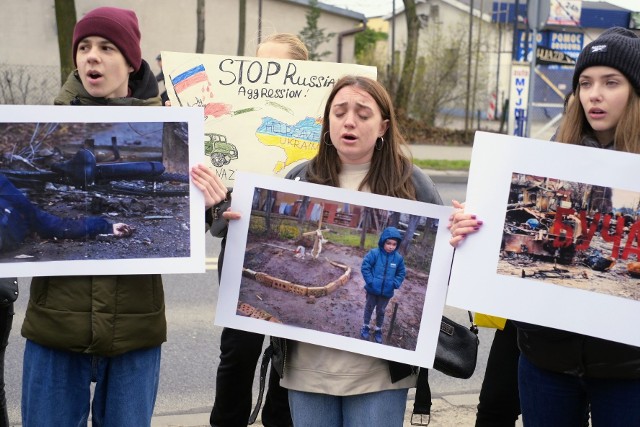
[162,51,376,186]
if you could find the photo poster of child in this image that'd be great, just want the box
[0,105,205,277]
[216,171,455,368]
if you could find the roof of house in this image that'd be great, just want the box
[283,0,367,21]
[385,0,632,18]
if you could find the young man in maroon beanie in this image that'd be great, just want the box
[20,7,166,427]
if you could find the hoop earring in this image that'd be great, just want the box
[324,131,333,146]
[375,136,384,151]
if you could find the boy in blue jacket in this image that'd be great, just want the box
[360,226,406,344]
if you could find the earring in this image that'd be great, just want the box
[323,131,333,146]
[375,136,384,151]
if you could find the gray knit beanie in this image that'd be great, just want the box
[572,27,640,95]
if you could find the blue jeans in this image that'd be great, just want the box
[363,293,390,329]
[288,388,408,427]
[22,340,161,427]
[519,354,640,427]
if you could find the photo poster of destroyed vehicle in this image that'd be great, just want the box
[161,51,376,187]
[0,105,205,278]
[448,131,640,347]
[215,172,455,368]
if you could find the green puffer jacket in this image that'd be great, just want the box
[21,60,167,356]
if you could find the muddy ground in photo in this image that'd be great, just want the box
[239,234,432,351]
[0,122,191,263]
[0,185,191,263]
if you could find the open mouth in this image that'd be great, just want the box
[87,71,103,80]
[342,134,357,142]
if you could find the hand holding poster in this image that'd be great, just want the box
[448,131,640,347]
[161,52,376,186]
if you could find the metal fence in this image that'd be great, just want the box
[0,64,60,105]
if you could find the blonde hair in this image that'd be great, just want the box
[556,86,640,153]
[257,33,309,61]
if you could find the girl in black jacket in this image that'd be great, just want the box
[450,27,640,426]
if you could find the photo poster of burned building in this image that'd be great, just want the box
[448,131,640,347]
[0,105,205,278]
[216,172,455,368]
[501,173,640,300]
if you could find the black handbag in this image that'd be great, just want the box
[0,277,18,306]
[411,312,479,425]
[434,312,479,379]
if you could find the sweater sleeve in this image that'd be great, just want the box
[412,166,443,205]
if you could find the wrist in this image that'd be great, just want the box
[211,190,232,221]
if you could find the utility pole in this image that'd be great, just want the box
[391,0,396,95]
[471,0,484,130]
[464,0,475,134]
[525,0,550,137]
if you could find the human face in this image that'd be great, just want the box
[76,36,134,99]
[383,239,398,253]
[329,85,389,165]
[256,41,291,59]
[578,66,631,145]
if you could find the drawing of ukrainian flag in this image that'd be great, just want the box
[171,64,209,94]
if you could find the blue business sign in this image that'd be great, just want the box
[516,30,583,63]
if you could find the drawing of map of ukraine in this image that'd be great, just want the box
[256,116,321,173]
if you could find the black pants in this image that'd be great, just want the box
[475,320,521,427]
[0,303,13,427]
[209,328,291,427]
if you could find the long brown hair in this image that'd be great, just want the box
[306,75,417,200]
[556,86,640,154]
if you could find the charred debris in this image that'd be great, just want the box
[502,174,640,276]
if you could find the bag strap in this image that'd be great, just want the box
[468,310,479,334]
[248,344,273,425]
[412,368,431,425]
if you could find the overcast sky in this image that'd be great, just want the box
[321,0,640,18]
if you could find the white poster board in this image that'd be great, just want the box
[216,172,455,367]
[0,105,205,277]
[448,131,640,347]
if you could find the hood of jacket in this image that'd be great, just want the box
[55,59,161,106]
[378,226,402,252]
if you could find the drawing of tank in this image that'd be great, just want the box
[205,133,238,167]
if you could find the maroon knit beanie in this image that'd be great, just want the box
[72,7,142,72]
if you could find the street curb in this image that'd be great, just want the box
[422,169,469,185]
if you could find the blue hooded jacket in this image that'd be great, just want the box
[361,226,406,298]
